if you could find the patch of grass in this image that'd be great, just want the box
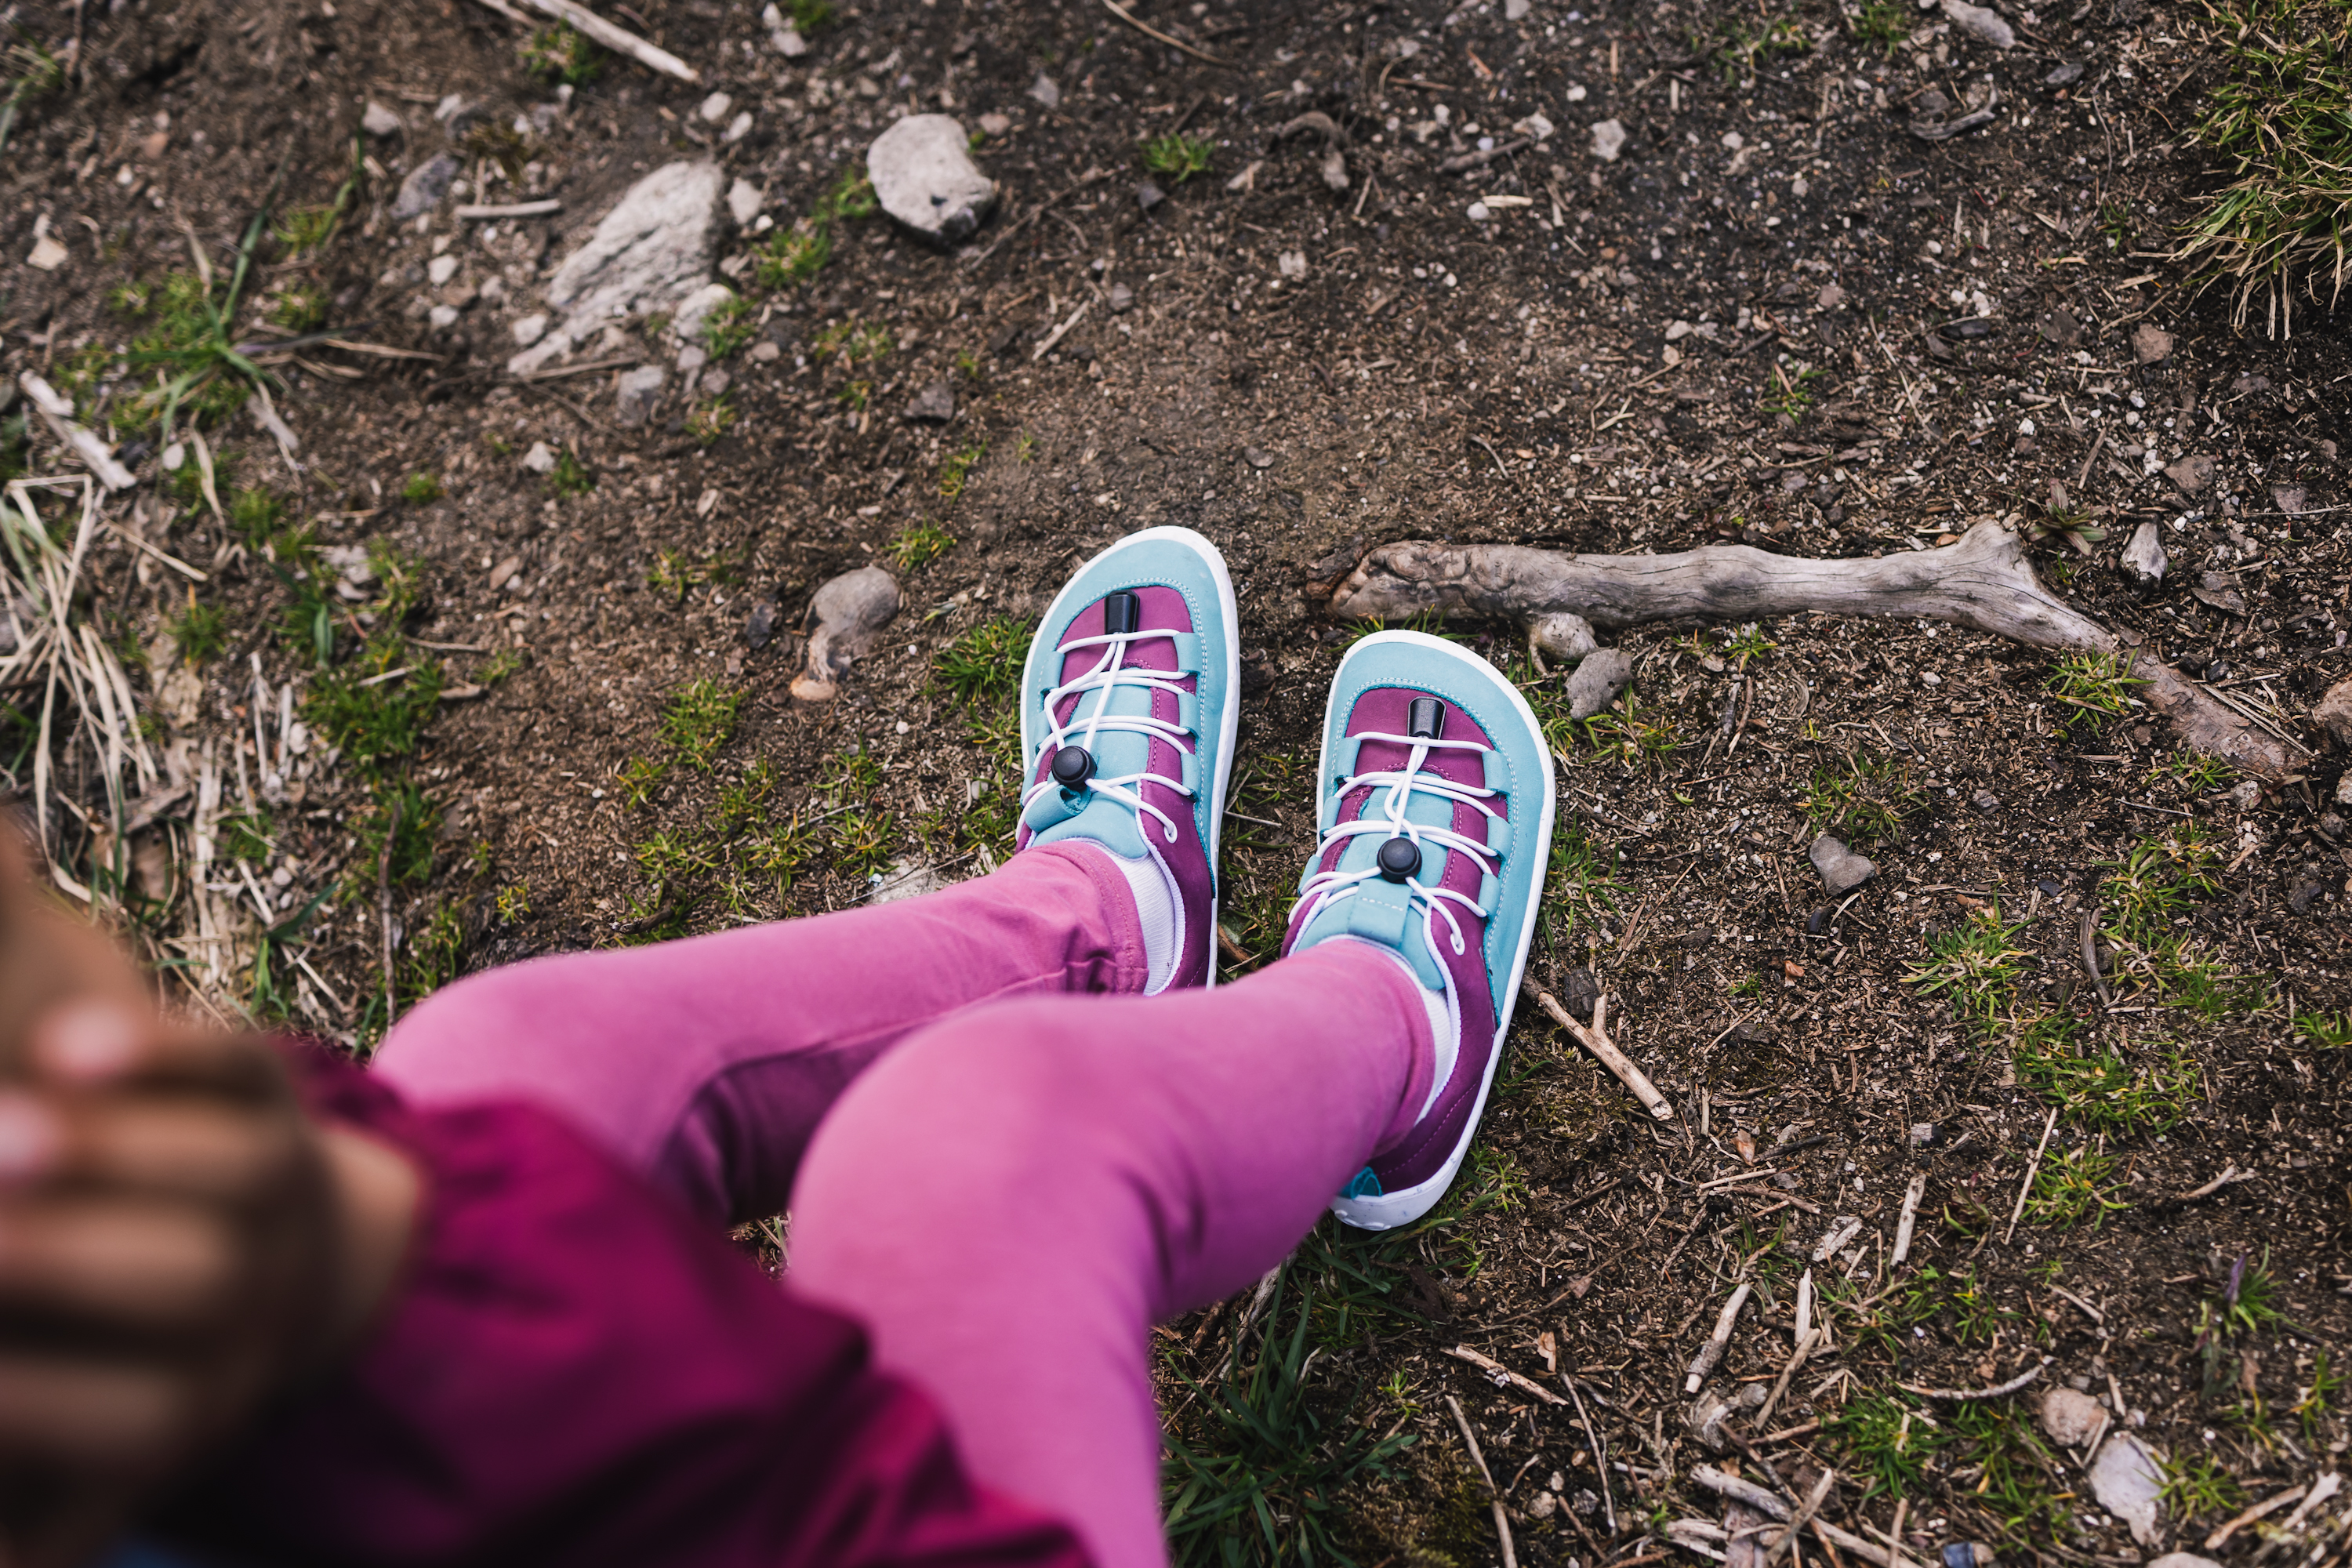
[888,521,955,572]
[2098,826,2221,944]
[400,471,443,506]
[753,165,877,289]
[938,440,986,499]
[124,243,276,432]
[934,615,1033,706]
[1577,688,1679,764]
[268,283,328,331]
[822,742,885,804]
[1904,908,2028,1031]
[520,22,602,85]
[813,320,895,365]
[1704,13,1811,82]
[218,808,274,864]
[463,122,532,186]
[350,782,439,892]
[830,808,897,877]
[1160,1265,1416,1566]
[2179,0,2352,333]
[1759,363,1824,419]
[2159,1452,2247,1523]
[1828,1393,1933,1500]
[271,204,341,257]
[616,754,668,810]
[494,883,531,924]
[2212,1249,2292,1338]
[169,598,230,666]
[2024,1145,2130,1229]
[303,641,445,773]
[2148,751,2235,793]
[2292,1009,2352,1049]
[784,0,836,28]
[2025,506,2109,558]
[1944,1401,2071,1547]
[684,396,736,445]
[1849,0,1911,49]
[2044,652,2144,732]
[1142,131,1215,183]
[547,448,594,496]
[227,485,283,549]
[698,296,759,359]
[2013,1014,2199,1133]
[0,35,65,156]
[657,678,742,771]
[403,898,466,1002]
[2294,1348,2340,1439]
[1801,751,1922,846]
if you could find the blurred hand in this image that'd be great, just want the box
[0,824,417,1566]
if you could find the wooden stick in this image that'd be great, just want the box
[1098,0,1236,67]
[1526,982,1675,1120]
[1686,1282,1753,1392]
[1753,1328,1818,1431]
[1897,1356,2050,1401]
[1447,1395,1519,1568]
[1690,1468,1897,1568]
[1765,1469,1838,1568]
[2003,1108,2060,1244]
[456,199,563,219]
[1889,1173,1928,1266]
[2205,1483,2307,1550]
[379,795,402,1029]
[2078,907,2113,1007]
[2178,1163,2245,1200]
[1563,1373,1617,1533]
[1450,1345,1569,1406]
[17,373,135,491]
[514,0,699,82]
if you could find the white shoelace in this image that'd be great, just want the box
[1292,730,1501,969]
[1024,627,1197,845]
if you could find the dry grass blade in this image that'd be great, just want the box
[2,476,158,900]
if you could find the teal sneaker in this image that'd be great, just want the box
[1284,631,1555,1229]
[1015,527,1240,992]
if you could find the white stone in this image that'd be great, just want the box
[510,161,726,375]
[1941,0,2016,48]
[728,179,764,227]
[699,91,734,123]
[614,365,666,427]
[1566,648,1634,719]
[521,441,557,474]
[1591,118,1628,162]
[27,234,67,271]
[511,313,549,347]
[2121,520,2168,588]
[724,111,753,144]
[2089,1434,2165,1545]
[160,442,186,472]
[1504,0,1531,16]
[427,254,459,285]
[1278,249,1308,279]
[362,100,403,137]
[672,281,735,340]
[428,303,459,329]
[867,114,999,245]
[1029,73,1061,109]
[1809,834,1877,896]
[2040,1388,2106,1448]
[1514,111,1555,141]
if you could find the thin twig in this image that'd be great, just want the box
[2078,907,2112,1007]
[1449,1345,1568,1406]
[1765,1468,1839,1568]
[1098,0,1236,67]
[1446,1395,1519,1568]
[513,0,699,82]
[1686,1282,1754,1392]
[1563,1373,1616,1532]
[1889,1172,1928,1266]
[2002,1108,2060,1245]
[1754,1328,1820,1432]
[1897,1356,2051,1401]
[1526,983,1675,1120]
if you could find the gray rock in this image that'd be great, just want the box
[1940,0,2015,46]
[614,365,666,427]
[1590,118,1628,162]
[510,161,728,375]
[2045,60,2085,85]
[2288,880,2328,916]
[727,177,764,227]
[2089,1433,2165,1544]
[1529,611,1599,666]
[699,91,734,124]
[1108,281,1134,314]
[362,100,403,137]
[2132,323,2175,365]
[701,367,731,397]
[2314,676,2352,746]
[390,154,460,221]
[2148,1555,2220,1568]
[1564,648,1634,720]
[743,598,780,650]
[867,114,998,246]
[904,379,956,423]
[521,441,557,474]
[1243,446,1275,470]
[673,282,736,341]
[1809,834,1877,896]
[2165,452,2215,496]
[2040,1388,2107,1448]
[2121,519,2167,588]
[791,567,902,702]
[2338,772,2352,808]
[511,313,549,347]
[1029,72,1061,109]
[1135,179,1166,212]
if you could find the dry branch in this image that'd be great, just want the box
[1896,1356,2050,1401]
[1690,1467,1897,1568]
[1686,1282,1753,1392]
[1448,1344,1568,1406]
[1526,982,1674,1119]
[512,0,699,82]
[1447,1394,1519,1568]
[1325,521,2294,777]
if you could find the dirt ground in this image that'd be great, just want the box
[3,0,2350,1561]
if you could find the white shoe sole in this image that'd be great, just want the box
[1023,525,1242,987]
[1316,630,1557,1231]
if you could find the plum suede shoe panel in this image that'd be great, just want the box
[155,1049,1093,1568]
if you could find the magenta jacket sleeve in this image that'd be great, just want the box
[151,1047,1092,1568]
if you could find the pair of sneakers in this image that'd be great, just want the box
[1011,527,1555,1231]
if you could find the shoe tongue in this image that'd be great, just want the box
[1027,650,1158,859]
[1294,767,1457,989]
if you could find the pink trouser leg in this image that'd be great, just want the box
[789,942,1432,1568]
[372,844,1151,1224]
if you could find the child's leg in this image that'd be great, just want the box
[789,940,1433,1568]
[372,843,1149,1225]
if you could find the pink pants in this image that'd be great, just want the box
[374,844,1430,1568]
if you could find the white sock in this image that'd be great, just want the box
[1105,842,1182,993]
[1331,938,1457,1120]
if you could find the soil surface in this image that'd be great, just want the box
[4,0,2350,1563]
